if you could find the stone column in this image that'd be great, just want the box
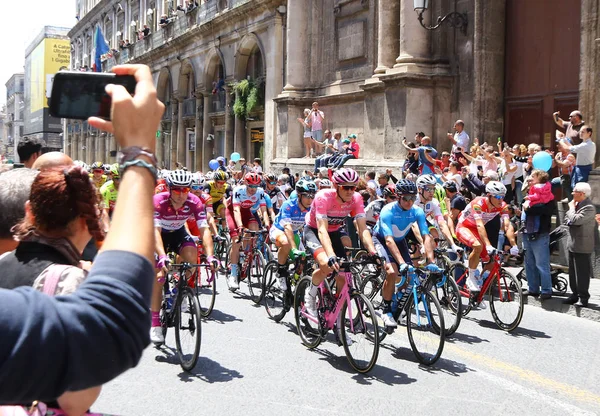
[177,99,186,167]
[202,93,212,171]
[234,115,246,159]
[374,0,400,74]
[98,133,106,163]
[282,0,309,92]
[224,86,234,160]
[170,98,178,169]
[264,12,284,168]
[393,0,432,72]
[194,96,203,171]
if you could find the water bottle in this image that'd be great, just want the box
[480,270,490,286]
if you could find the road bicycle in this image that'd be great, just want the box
[226,229,268,303]
[190,241,217,317]
[160,258,203,371]
[262,251,314,322]
[212,216,230,272]
[448,248,524,332]
[293,258,380,373]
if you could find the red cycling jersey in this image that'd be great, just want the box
[457,196,509,228]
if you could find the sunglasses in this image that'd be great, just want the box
[340,185,357,191]
[248,185,259,189]
[216,181,225,185]
[422,186,436,192]
[300,193,316,199]
[269,181,277,185]
[388,195,397,200]
[491,195,504,200]
[401,195,417,202]
[93,169,103,173]
[191,185,202,191]
[171,187,190,194]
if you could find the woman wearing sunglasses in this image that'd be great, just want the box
[455,181,519,292]
[371,180,440,329]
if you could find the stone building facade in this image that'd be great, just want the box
[4,73,24,162]
[65,0,600,177]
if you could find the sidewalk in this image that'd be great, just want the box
[507,266,600,322]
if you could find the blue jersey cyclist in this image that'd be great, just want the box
[372,179,441,329]
[270,179,317,290]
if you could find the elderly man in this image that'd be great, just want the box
[559,126,596,189]
[0,169,39,254]
[402,135,438,175]
[564,182,596,307]
[32,151,73,170]
[553,110,585,145]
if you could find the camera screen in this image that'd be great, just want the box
[55,77,112,119]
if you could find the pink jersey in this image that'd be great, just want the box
[306,188,366,232]
[457,196,509,228]
[154,192,208,231]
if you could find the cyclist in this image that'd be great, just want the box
[455,181,519,291]
[89,161,107,189]
[188,173,220,238]
[226,172,270,291]
[414,175,461,253]
[155,170,169,194]
[372,179,440,328]
[263,173,285,213]
[303,168,378,318]
[365,184,397,229]
[318,178,332,190]
[203,170,231,222]
[99,164,120,219]
[271,179,317,289]
[151,170,218,344]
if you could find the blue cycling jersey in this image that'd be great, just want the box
[273,198,310,232]
[373,201,430,242]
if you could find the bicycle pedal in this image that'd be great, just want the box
[385,326,395,335]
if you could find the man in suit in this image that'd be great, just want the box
[564,181,596,307]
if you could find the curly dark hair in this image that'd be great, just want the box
[14,165,105,241]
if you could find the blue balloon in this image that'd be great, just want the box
[209,159,219,170]
[532,151,552,172]
[230,152,241,162]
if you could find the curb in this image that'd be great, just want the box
[523,295,600,323]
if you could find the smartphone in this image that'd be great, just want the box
[49,72,136,120]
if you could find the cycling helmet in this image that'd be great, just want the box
[244,172,261,186]
[382,184,397,198]
[216,156,226,165]
[90,161,104,170]
[416,174,437,188]
[213,170,227,181]
[109,163,120,179]
[300,175,312,182]
[485,181,507,196]
[296,179,318,194]
[264,173,277,182]
[205,171,214,180]
[73,160,89,172]
[103,164,111,174]
[319,179,332,188]
[395,179,418,195]
[442,181,458,192]
[166,169,193,188]
[331,168,359,185]
[192,173,205,188]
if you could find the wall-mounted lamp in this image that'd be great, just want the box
[276,5,286,14]
[414,0,467,35]
[130,20,137,27]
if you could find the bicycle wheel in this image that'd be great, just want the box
[293,276,322,349]
[432,274,462,337]
[405,289,445,366]
[195,265,216,318]
[448,263,472,317]
[359,274,383,310]
[174,287,202,372]
[488,268,524,332]
[248,251,266,304]
[340,292,380,373]
[263,261,287,321]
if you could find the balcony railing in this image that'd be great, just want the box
[210,90,226,113]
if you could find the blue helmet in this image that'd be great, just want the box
[395,179,417,195]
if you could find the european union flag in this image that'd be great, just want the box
[94,25,110,72]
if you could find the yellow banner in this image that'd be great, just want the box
[30,38,71,113]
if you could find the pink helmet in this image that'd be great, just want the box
[332,168,360,185]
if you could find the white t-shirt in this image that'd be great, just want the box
[452,131,470,153]
[500,160,516,185]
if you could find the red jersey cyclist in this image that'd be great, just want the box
[226,172,271,291]
[303,168,379,318]
[455,181,519,292]
[151,170,218,344]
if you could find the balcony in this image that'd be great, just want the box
[182,98,196,118]
[210,90,226,113]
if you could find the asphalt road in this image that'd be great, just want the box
[94,274,600,416]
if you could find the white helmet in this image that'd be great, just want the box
[74,160,90,172]
[319,179,332,188]
[167,169,193,187]
[192,173,206,188]
[416,174,437,188]
[205,171,214,180]
[485,181,507,197]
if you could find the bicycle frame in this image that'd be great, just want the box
[393,270,434,326]
[455,252,510,303]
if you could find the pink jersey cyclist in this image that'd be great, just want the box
[306,188,366,232]
[154,192,208,252]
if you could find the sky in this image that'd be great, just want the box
[1,0,75,107]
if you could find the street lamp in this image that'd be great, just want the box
[413,0,468,35]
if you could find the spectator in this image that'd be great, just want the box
[559,125,596,189]
[442,181,466,226]
[297,108,312,158]
[499,145,517,203]
[32,151,73,170]
[140,24,150,38]
[553,110,585,145]
[239,157,251,175]
[440,151,451,168]
[521,169,555,300]
[447,119,470,160]
[0,64,158,403]
[414,132,425,146]
[252,157,263,173]
[0,169,38,254]
[331,134,359,169]
[365,170,377,192]
[552,144,576,202]
[313,130,337,172]
[376,171,397,197]
[119,39,126,49]
[159,14,171,27]
[186,0,198,12]
[402,135,437,175]
[282,166,295,189]
[402,142,419,177]
[309,102,325,156]
[17,137,43,168]
[124,39,131,47]
[564,182,596,307]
